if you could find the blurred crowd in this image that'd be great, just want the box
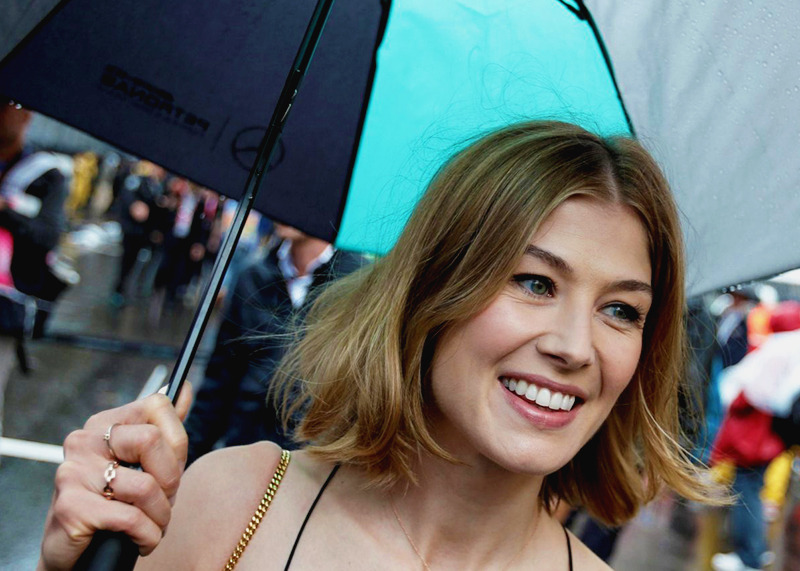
[0,102,278,441]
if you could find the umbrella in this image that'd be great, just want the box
[4,1,800,297]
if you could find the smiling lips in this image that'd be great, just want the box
[500,376,579,411]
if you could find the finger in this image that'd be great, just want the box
[103,424,183,498]
[173,380,193,422]
[84,463,172,530]
[85,393,189,472]
[154,382,193,445]
[138,392,190,471]
[46,485,164,559]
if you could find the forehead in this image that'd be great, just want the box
[528,197,651,283]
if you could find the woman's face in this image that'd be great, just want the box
[429,196,653,475]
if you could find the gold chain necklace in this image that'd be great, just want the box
[390,499,534,570]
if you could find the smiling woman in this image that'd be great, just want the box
[40,121,722,571]
[276,121,708,519]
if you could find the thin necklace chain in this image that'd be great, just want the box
[391,500,431,571]
[390,499,535,570]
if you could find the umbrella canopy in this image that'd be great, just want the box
[0,0,388,243]
[2,0,800,296]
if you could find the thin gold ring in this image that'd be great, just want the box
[103,423,120,461]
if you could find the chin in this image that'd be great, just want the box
[482,437,582,477]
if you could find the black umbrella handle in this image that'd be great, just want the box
[73,531,139,571]
[71,0,335,569]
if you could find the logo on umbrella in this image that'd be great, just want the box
[99,65,210,134]
[231,126,285,172]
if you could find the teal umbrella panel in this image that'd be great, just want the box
[337,0,629,254]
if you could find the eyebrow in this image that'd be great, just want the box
[525,245,573,275]
[524,245,653,298]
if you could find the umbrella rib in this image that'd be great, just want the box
[561,0,636,136]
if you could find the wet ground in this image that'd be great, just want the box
[1,238,798,570]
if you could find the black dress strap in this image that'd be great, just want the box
[563,525,574,571]
[284,464,341,570]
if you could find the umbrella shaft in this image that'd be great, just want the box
[166,0,335,404]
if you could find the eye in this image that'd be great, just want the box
[512,274,555,297]
[602,303,644,325]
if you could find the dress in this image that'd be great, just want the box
[225,453,575,570]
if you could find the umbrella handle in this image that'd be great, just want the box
[73,531,139,571]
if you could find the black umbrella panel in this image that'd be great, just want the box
[0,0,388,242]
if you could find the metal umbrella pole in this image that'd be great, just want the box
[74,0,336,568]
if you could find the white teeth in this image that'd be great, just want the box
[501,377,577,412]
[535,388,551,407]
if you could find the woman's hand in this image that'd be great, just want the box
[38,386,192,571]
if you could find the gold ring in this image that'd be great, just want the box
[103,423,120,461]
[103,460,119,500]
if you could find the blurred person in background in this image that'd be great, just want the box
[183,223,365,465]
[138,173,179,298]
[0,95,70,443]
[150,181,214,313]
[215,201,273,309]
[710,301,800,571]
[110,160,165,306]
[66,151,98,219]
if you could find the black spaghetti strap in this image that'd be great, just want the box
[284,464,341,570]
[563,525,574,571]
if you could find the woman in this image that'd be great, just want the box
[39,121,719,570]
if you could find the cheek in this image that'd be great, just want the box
[602,336,643,397]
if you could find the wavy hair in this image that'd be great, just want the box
[273,120,721,524]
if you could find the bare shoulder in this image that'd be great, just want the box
[566,529,614,571]
[184,440,285,495]
[136,442,285,570]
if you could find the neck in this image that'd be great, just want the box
[289,237,329,276]
[390,448,549,569]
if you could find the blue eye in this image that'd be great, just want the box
[602,303,643,324]
[513,274,555,297]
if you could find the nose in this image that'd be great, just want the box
[535,305,595,370]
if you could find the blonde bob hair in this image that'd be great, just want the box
[274,120,716,525]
